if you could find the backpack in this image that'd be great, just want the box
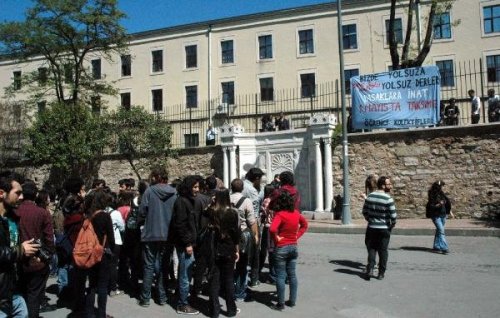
[126,201,140,230]
[233,196,253,254]
[73,211,107,269]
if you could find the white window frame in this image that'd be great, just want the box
[256,32,274,62]
[119,89,132,109]
[184,82,199,108]
[183,41,199,71]
[150,85,164,112]
[432,11,454,43]
[219,36,236,66]
[344,64,361,94]
[383,14,405,49]
[296,25,316,58]
[480,0,500,37]
[257,73,276,102]
[297,69,317,99]
[483,48,500,83]
[342,19,360,53]
[433,55,456,87]
[219,77,236,105]
[150,47,165,75]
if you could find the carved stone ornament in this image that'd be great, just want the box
[271,153,294,172]
[309,113,338,126]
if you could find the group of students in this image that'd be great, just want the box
[0,167,309,318]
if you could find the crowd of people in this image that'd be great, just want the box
[0,168,308,318]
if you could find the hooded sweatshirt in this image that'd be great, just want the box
[139,183,176,242]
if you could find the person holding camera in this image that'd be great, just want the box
[16,181,55,318]
[1,171,41,318]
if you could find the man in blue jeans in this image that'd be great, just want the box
[0,171,40,318]
[138,167,176,307]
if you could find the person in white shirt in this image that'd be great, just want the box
[206,124,217,146]
[487,89,500,123]
[468,89,481,124]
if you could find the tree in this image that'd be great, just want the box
[388,0,455,69]
[25,101,109,178]
[109,106,174,180]
[0,0,128,104]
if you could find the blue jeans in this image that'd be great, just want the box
[0,295,28,318]
[432,215,449,251]
[274,245,298,305]
[234,252,249,300]
[176,248,195,306]
[141,241,168,303]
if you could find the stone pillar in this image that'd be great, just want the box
[229,146,237,183]
[323,138,333,212]
[223,147,229,187]
[314,141,324,212]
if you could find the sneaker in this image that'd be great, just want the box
[109,290,123,297]
[138,299,150,307]
[158,300,168,306]
[271,303,285,311]
[235,297,245,303]
[248,280,260,288]
[377,273,385,280]
[176,304,199,315]
[285,300,296,307]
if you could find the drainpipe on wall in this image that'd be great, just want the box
[415,0,422,49]
[207,24,212,123]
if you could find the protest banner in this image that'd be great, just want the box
[350,66,441,130]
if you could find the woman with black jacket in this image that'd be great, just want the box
[427,180,454,254]
[205,189,240,318]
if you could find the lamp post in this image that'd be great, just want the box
[336,0,351,224]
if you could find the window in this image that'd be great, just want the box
[185,45,197,68]
[152,89,163,111]
[121,55,131,77]
[433,12,451,39]
[221,81,235,105]
[436,60,455,86]
[258,35,273,59]
[38,67,47,86]
[344,69,360,94]
[483,5,500,34]
[121,92,131,110]
[64,64,73,83]
[221,40,234,64]
[91,96,101,114]
[300,73,315,98]
[342,24,358,49]
[37,101,46,113]
[186,85,198,108]
[13,71,21,90]
[91,59,101,79]
[184,133,199,148]
[259,77,274,102]
[152,50,163,73]
[385,18,403,45]
[487,55,500,82]
[298,29,314,54]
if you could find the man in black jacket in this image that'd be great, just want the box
[0,171,39,317]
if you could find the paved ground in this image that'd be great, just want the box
[40,231,500,318]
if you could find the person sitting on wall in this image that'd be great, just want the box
[444,98,460,126]
[261,114,275,132]
[274,113,290,131]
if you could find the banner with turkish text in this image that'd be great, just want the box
[351,66,441,129]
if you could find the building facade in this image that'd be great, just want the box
[1,0,499,147]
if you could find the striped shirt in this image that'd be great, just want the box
[362,191,397,229]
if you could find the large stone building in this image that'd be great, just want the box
[1,0,499,147]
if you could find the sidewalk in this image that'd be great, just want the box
[308,218,500,237]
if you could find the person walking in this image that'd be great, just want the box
[205,189,241,318]
[427,180,454,254]
[269,191,308,311]
[362,176,397,281]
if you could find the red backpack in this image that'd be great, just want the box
[73,211,107,269]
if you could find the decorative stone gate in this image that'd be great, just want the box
[219,114,337,219]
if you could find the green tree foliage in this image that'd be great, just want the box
[109,106,173,179]
[0,0,128,104]
[389,0,456,69]
[25,101,109,176]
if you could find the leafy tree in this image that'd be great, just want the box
[388,0,456,69]
[25,101,109,177]
[109,106,174,180]
[0,0,128,104]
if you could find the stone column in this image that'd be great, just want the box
[229,146,237,183]
[323,138,333,212]
[314,141,324,212]
[223,147,229,187]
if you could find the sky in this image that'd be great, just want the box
[0,0,332,34]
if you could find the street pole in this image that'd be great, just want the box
[336,0,351,224]
[415,0,422,48]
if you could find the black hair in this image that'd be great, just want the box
[377,176,390,189]
[264,185,275,198]
[35,189,50,209]
[177,175,199,198]
[0,171,24,193]
[230,178,244,193]
[83,188,112,217]
[273,190,295,212]
[245,168,264,182]
[279,171,294,186]
[63,177,85,195]
[206,175,217,190]
[92,178,106,189]
[138,180,149,195]
[22,181,38,201]
[150,166,169,184]
[117,190,134,207]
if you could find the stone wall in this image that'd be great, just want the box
[332,124,499,219]
[8,124,499,219]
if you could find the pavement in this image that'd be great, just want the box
[307,217,500,236]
